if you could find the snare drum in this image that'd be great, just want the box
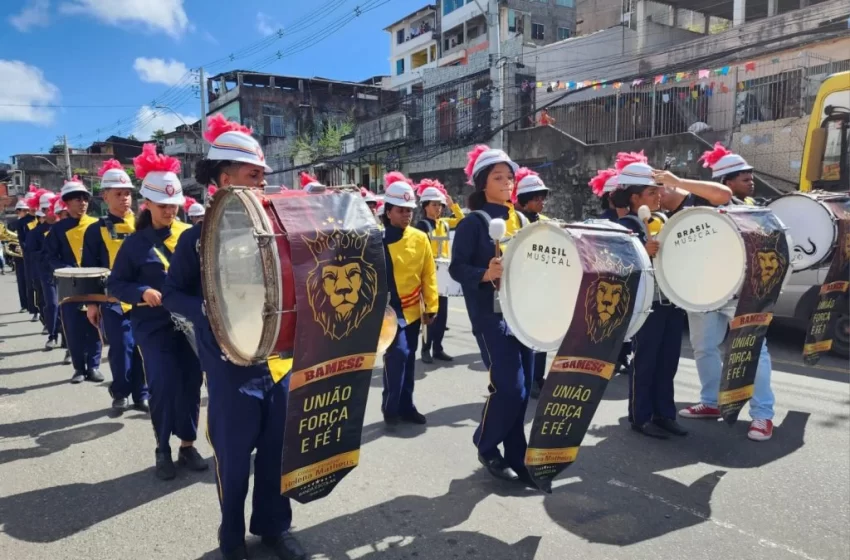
[654,206,792,312]
[498,221,652,352]
[436,258,463,297]
[767,192,849,271]
[54,267,111,304]
[200,187,398,366]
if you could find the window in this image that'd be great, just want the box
[532,23,545,40]
[396,29,405,45]
[557,27,570,40]
[443,0,467,16]
[508,9,526,35]
[263,104,284,137]
[396,59,405,76]
[555,0,574,6]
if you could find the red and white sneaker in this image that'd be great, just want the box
[748,419,774,441]
[678,403,722,419]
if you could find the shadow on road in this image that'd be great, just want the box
[0,409,111,439]
[0,361,65,375]
[0,378,69,397]
[0,423,123,466]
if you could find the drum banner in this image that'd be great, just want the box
[718,212,790,424]
[525,234,642,493]
[273,194,388,504]
[803,200,850,364]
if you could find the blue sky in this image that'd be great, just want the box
[0,0,423,161]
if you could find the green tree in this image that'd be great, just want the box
[291,118,355,162]
[126,134,139,141]
[151,129,167,144]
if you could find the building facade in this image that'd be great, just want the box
[385,5,439,93]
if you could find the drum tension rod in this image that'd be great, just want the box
[262,304,295,317]
[252,229,286,247]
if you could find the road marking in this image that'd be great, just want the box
[607,478,826,560]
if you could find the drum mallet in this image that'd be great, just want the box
[488,219,507,314]
[638,205,654,239]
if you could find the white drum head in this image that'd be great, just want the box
[768,193,836,271]
[625,235,654,341]
[54,267,110,278]
[655,208,746,312]
[500,222,583,352]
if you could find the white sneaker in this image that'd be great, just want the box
[747,419,774,442]
[45,339,57,350]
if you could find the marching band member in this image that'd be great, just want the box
[82,159,150,413]
[678,144,776,442]
[45,177,103,384]
[511,168,550,398]
[381,172,439,426]
[590,169,633,376]
[361,187,379,216]
[414,178,462,364]
[12,199,31,312]
[611,152,688,440]
[186,198,205,225]
[17,186,41,322]
[107,145,206,479]
[161,114,307,560]
[28,192,58,344]
[449,145,531,483]
[50,198,73,365]
[299,171,326,193]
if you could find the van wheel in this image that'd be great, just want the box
[831,313,849,359]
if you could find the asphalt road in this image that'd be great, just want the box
[0,274,848,560]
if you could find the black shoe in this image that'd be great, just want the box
[134,399,150,413]
[41,327,48,335]
[220,544,248,560]
[112,397,130,411]
[155,450,176,480]
[478,455,519,482]
[262,531,307,560]
[177,446,209,471]
[530,380,543,399]
[383,414,400,428]
[421,348,433,364]
[86,369,104,382]
[400,410,427,425]
[70,371,86,384]
[653,417,689,436]
[631,422,670,439]
[433,350,453,362]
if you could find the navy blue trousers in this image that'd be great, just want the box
[60,303,102,373]
[40,279,60,341]
[382,320,421,417]
[629,302,685,426]
[14,258,27,309]
[102,305,148,403]
[206,367,292,552]
[32,277,44,323]
[473,317,531,473]
[423,296,448,353]
[532,352,547,385]
[474,330,492,370]
[138,328,201,453]
[23,258,37,314]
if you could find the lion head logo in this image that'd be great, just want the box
[303,228,378,340]
[584,250,633,343]
[750,233,787,299]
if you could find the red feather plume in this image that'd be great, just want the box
[384,171,412,187]
[464,144,490,184]
[207,185,218,197]
[28,184,39,194]
[45,194,60,219]
[133,144,181,179]
[589,168,618,197]
[27,188,51,211]
[700,142,732,168]
[300,172,320,188]
[614,151,648,172]
[415,178,447,198]
[97,159,124,177]
[203,113,253,143]
[511,167,539,204]
[182,197,197,213]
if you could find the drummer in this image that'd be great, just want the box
[511,168,551,398]
[186,200,205,225]
[44,177,103,384]
[382,172,439,425]
[161,114,307,560]
[82,159,149,413]
[107,144,206,479]
[611,152,688,440]
[28,192,58,345]
[449,144,531,484]
[678,144,777,442]
[414,178,463,364]
[50,198,73,366]
[12,199,31,312]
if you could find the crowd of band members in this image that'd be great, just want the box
[4,123,776,559]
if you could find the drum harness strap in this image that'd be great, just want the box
[103,218,131,241]
[619,214,672,306]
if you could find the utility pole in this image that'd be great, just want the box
[62,135,72,180]
[472,0,504,149]
[199,67,209,205]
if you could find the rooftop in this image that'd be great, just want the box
[208,70,384,90]
[383,4,437,31]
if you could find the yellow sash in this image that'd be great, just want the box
[100,216,137,313]
[65,215,98,267]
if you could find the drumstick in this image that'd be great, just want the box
[489,219,507,259]
[637,206,654,238]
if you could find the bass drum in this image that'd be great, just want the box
[654,206,792,312]
[436,258,463,297]
[767,192,847,271]
[54,267,111,304]
[498,221,652,352]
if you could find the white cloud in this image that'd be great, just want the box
[132,105,196,141]
[201,30,218,45]
[9,0,50,32]
[0,60,60,125]
[133,57,188,86]
[59,0,189,37]
[256,12,281,37]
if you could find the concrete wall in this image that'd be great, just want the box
[507,0,577,44]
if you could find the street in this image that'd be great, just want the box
[0,273,848,560]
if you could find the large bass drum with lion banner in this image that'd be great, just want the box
[199,185,396,504]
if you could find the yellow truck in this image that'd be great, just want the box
[800,70,850,192]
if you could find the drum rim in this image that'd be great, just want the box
[623,234,654,341]
[654,207,747,313]
[200,188,283,366]
[53,267,111,277]
[499,221,577,352]
[768,193,838,272]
